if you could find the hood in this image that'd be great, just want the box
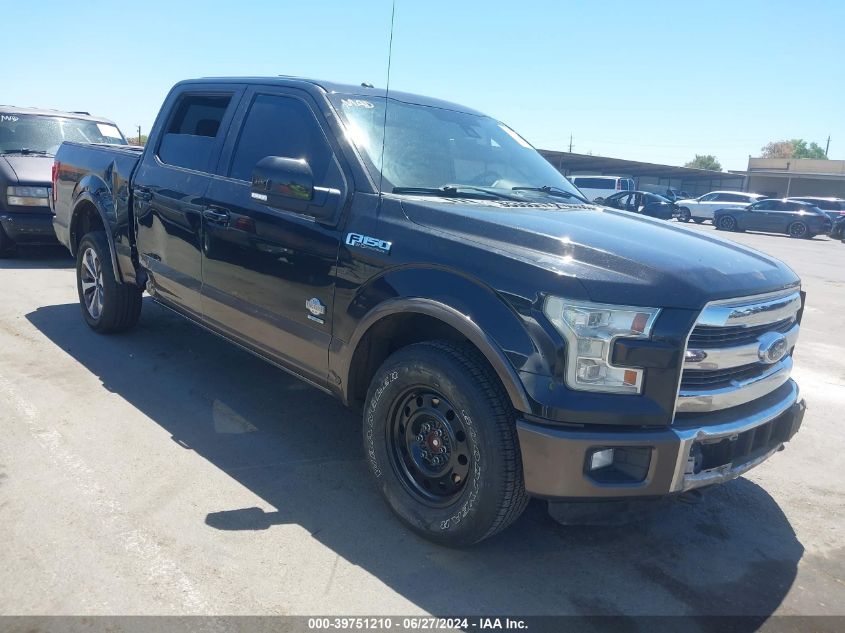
[0,155,54,184]
[400,198,800,309]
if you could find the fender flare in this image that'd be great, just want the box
[70,182,123,283]
[338,296,535,414]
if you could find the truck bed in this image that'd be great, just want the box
[53,141,144,283]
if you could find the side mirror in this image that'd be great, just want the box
[250,156,340,221]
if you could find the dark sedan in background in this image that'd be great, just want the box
[597,190,677,220]
[714,198,832,238]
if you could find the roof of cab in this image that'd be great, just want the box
[0,105,118,124]
[177,76,487,117]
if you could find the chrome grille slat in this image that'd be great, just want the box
[681,361,772,388]
[688,317,794,348]
[676,289,802,414]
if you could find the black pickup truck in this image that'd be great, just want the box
[53,77,806,546]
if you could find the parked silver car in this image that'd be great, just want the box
[675,191,765,223]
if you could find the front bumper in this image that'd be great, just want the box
[517,379,803,499]
[0,211,58,244]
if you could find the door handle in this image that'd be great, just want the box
[136,188,152,202]
[203,208,230,224]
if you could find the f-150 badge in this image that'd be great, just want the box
[306,297,326,324]
[346,232,392,253]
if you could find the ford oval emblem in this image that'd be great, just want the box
[757,332,788,365]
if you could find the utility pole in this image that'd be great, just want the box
[825,135,830,157]
[137,125,142,145]
[568,133,573,153]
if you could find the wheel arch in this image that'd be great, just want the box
[338,297,536,415]
[69,184,122,283]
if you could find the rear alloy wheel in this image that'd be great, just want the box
[677,207,691,223]
[76,231,143,333]
[788,221,809,239]
[717,215,737,232]
[364,340,528,547]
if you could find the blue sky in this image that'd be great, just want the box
[5,0,842,171]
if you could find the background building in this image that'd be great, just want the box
[742,158,845,198]
[539,150,743,197]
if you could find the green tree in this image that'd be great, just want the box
[684,154,722,171]
[761,139,827,159]
[791,139,827,159]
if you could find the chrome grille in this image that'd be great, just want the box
[687,317,795,348]
[681,361,773,388]
[676,289,802,414]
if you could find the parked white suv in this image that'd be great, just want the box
[676,191,765,223]
[569,175,635,202]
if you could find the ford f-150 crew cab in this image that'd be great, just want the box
[52,77,806,546]
[0,106,126,256]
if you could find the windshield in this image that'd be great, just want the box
[331,96,583,200]
[0,114,127,155]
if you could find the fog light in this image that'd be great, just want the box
[589,448,615,471]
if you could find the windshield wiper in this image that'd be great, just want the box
[512,186,587,202]
[0,148,51,156]
[392,185,521,201]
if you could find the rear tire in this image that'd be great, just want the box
[692,218,705,224]
[677,208,691,223]
[76,231,142,333]
[0,224,16,258]
[364,340,528,547]
[788,221,809,239]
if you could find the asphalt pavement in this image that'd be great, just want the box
[0,223,843,621]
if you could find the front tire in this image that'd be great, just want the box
[677,207,691,223]
[364,341,528,547]
[76,231,142,333]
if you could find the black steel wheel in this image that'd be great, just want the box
[677,207,691,222]
[388,389,471,506]
[717,215,737,231]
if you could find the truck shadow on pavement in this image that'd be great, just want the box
[27,299,804,623]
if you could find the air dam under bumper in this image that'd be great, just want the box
[517,380,804,499]
[0,212,58,244]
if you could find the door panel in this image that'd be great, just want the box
[134,87,242,317]
[200,89,346,386]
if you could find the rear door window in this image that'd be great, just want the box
[158,94,233,173]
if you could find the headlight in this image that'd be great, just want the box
[543,297,660,394]
[7,186,50,207]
